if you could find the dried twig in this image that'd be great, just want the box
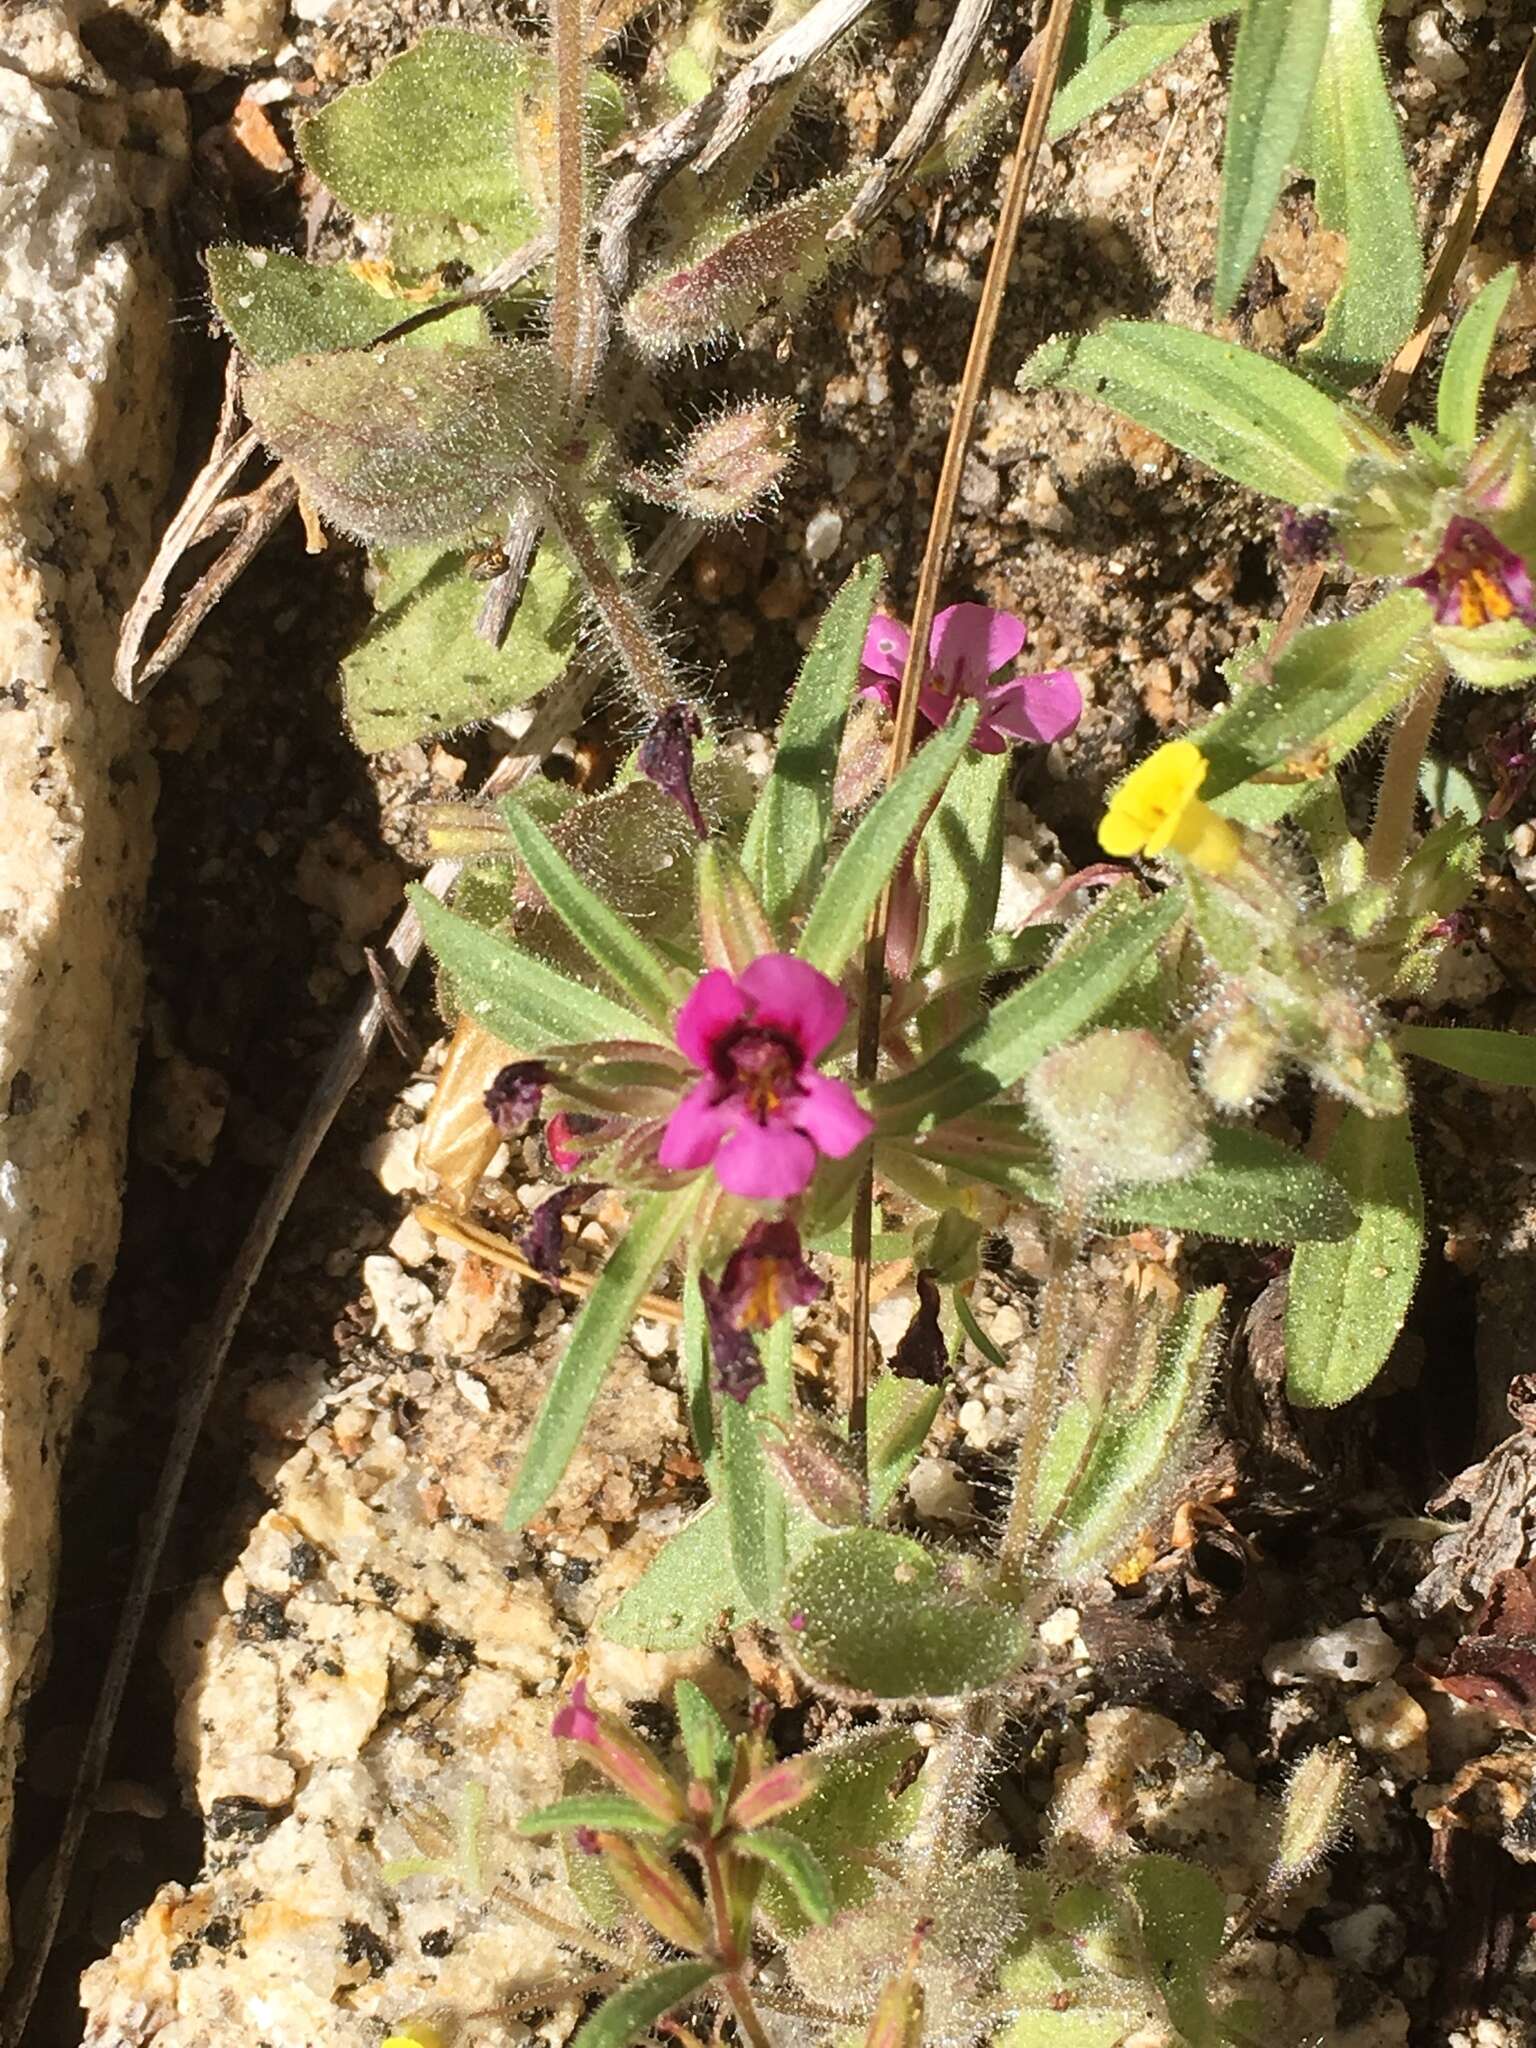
[594,0,876,291]
[475,494,545,647]
[844,0,1079,1459]
[836,0,996,239]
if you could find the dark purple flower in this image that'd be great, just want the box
[859,603,1083,756]
[700,1275,765,1403]
[1277,509,1336,567]
[891,1271,947,1385]
[485,1061,552,1136]
[714,1219,825,1332]
[522,1182,598,1278]
[657,955,872,1200]
[1407,516,1536,631]
[638,702,707,839]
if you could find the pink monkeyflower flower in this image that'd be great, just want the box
[1407,515,1536,631]
[858,601,1083,756]
[551,1680,686,1823]
[657,955,872,1200]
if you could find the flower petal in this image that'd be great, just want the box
[674,968,749,1069]
[713,1118,819,1200]
[982,669,1084,746]
[737,953,848,1059]
[860,612,911,681]
[929,602,1028,690]
[657,1082,733,1170]
[792,1072,873,1159]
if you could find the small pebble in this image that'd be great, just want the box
[388,1214,435,1268]
[871,1293,917,1359]
[631,1317,673,1361]
[1346,1679,1429,1778]
[361,1256,434,1353]
[988,1304,1025,1349]
[362,1126,428,1197]
[1326,1903,1406,1975]
[907,1457,973,1525]
[1263,1617,1400,1687]
[1407,11,1468,81]
[803,508,843,563]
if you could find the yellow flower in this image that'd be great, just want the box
[382,2029,444,2048]
[1098,738,1241,874]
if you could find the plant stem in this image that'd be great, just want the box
[545,482,680,716]
[1365,665,1448,884]
[846,0,1077,1464]
[695,1831,773,2048]
[998,1182,1088,1581]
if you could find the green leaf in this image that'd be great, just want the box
[722,1316,793,1617]
[681,1253,715,1472]
[1201,592,1440,814]
[411,887,661,1049]
[868,1374,945,1516]
[797,705,978,980]
[1019,321,1356,505]
[784,1529,1029,1700]
[1437,266,1519,447]
[517,1794,678,1837]
[1399,1024,1536,1088]
[298,28,542,270]
[1035,1288,1221,1578]
[1299,0,1424,382]
[1121,1855,1225,2047]
[601,1505,744,1652]
[1103,1126,1356,1241]
[674,1680,733,1785]
[501,801,683,1029]
[918,747,1008,974]
[504,1184,704,1527]
[206,247,487,366]
[570,1962,718,2048]
[1048,19,1207,140]
[344,535,587,753]
[732,1828,833,1925]
[1286,1109,1423,1407]
[244,340,556,546]
[1213,0,1330,316]
[744,559,882,923]
[870,887,1184,1134]
[756,1728,923,1938]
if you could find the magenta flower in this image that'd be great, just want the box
[551,1679,686,1823]
[715,1219,825,1331]
[657,955,872,1200]
[1407,516,1536,630]
[858,602,1083,756]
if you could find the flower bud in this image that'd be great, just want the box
[1026,1029,1209,1188]
[1272,1740,1355,1885]
[552,1681,687,1824]
[644,402,796,524]
[1198,1000,1280,1113]
[595,1833,712,1953]
[727,1755,819,1829]
[638,703,707,839]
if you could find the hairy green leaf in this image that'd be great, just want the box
[1299,0,1424,381]
[1214,0,1330,315]
[1104,1126,1356,1241]
[1286,1108,1423,1406]
[505,1183,705,1527]
[1122,1855,1225,2046]
[600,1504,743,1651]
[245,340,556,545]
[868,1373,945,1516]
[674,1679,733,1785]
[797,705,978,979]
[1019,321,1356,505]
[785,1528,1028,1700]
[722,1317,793,1617]
[1048,18,1207,140]
[501,800,684,1028]
[207,246,487,366]
[517,1794,677,1837]
[871,887,1184,1133]
[743,559,881,922]
[1399,1023,1536,1088]
[1437,266,1519,448]
[411,887,660,1049]
[1199,591,1440,813]
[757,1728,922,1937]
[570,1963,717,2048]
[918,747,1008,974]
[733,1828,833,1925]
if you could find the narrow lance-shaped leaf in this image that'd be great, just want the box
[570,1962,718,2048]
[1437,266,1519,449]
[743,558,881,923]
[796,705,978,979]
[505,1183,705,1528]
[1019,321,1357,506]
[722,1314,793,1617]
[1299,0,1424,382]
[1398,1024,1536,1089]
[517,1794,678,1837]
[871,887,1185,1134]
[917,747,1008,975]
[732,1829,834,1925]
[674,1679,733,1785]
[1286,1108,1423,1408]
[501,799,684,1029]
[410,887,662,1050]
[1213,0,1330,315]
[1048,17,1211,140]
[1198,590,1440,815]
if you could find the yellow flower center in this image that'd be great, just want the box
[1098,738,1241,875]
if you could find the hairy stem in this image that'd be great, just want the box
[545,482,681,716]
[998,1182,1088,1581]
[1366,664,1448,884]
